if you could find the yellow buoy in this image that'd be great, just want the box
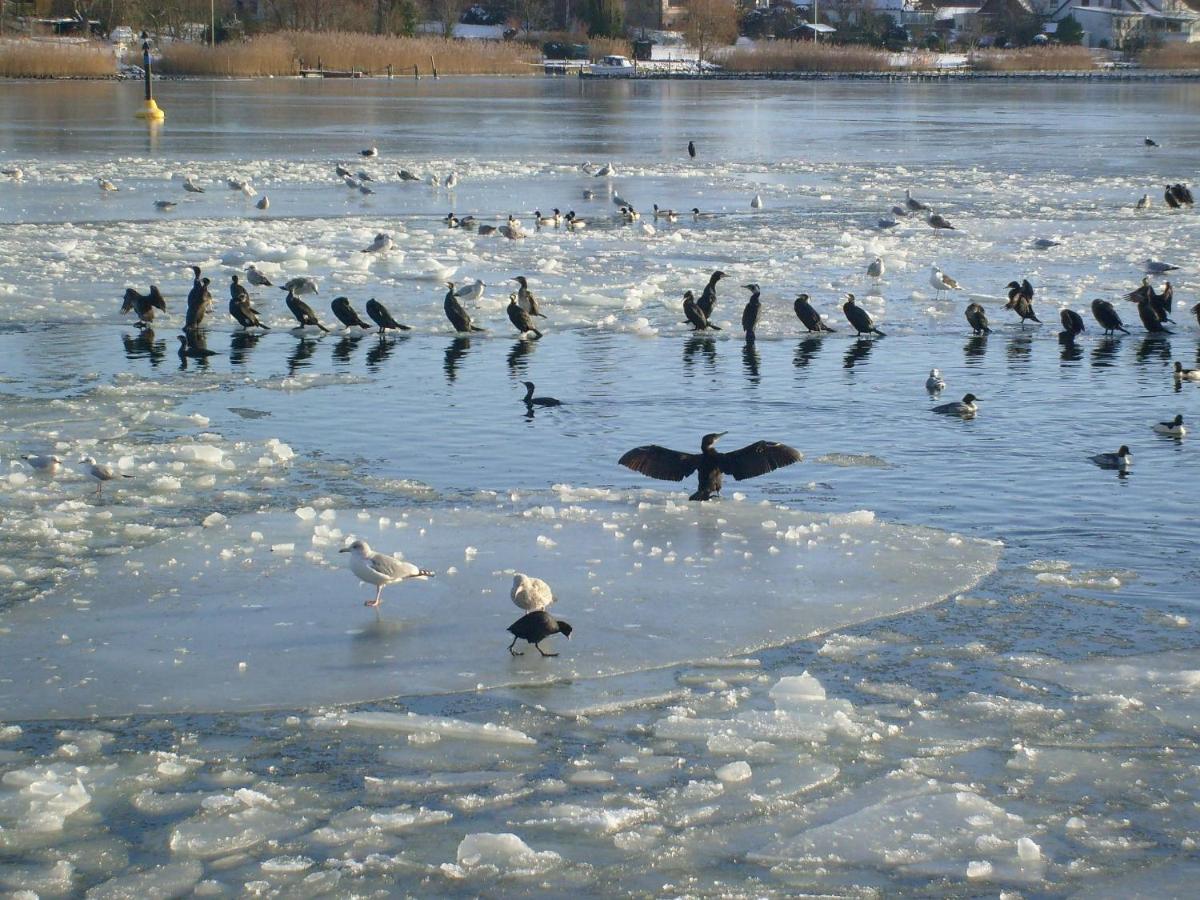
[135,98,165,121]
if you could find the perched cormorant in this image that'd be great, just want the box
[507,294,543,338]
[1165,185,1181,209]
[1091,299,1129,335]
[1126,277,1173,323]
[794,294,834,333]
[1090,446,1132,469]
[1193,302,1200,329]
[688,140,696,159]
[683,290,720,331]
[965,302,991,335]
[1005,280,1040,325]
[331,296,371,329]
[444,283,484,333]
[511,276,546,317]
[121,286,167,328]
[339,539,434,608]
[697,270,726,318]
[932,393,979,417]
[843,294,884,336]
[511,573,555,611]
[365,298,410,332]
[1059,308,1085,338]
[507,610,572,657]
[228,276,269,330]
[619,432,803,501]
[1132,297,1172,333]
[1153,414,1185,436]
[926,368,946,392]
[184,274,212,331]
[285,289,330,332]
[521,381,560,407]
[741,283,761,341]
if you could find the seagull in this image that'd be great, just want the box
[1174,361,1200,382]
[245,265,272,287]
[521,382,561,407]
[1135,194,1151,210]
[22,454,63,475]
[1145,259,1180,274]
[594,162,615,177]
[280,276,319,296]
[965,302,991,335]
[454,280,485,303]
[1153,414,1185,437]
[444,171,458,189]
[360,146,378,158]
[751,194,764,209]
[1090,446,1132,470]
[612,193,631,208]
[364,298,409,333]
[183,176,205,193]
[226,177,249,192]
[255,195,269,210]
[507,611,572,657]
[511,573,556,611]
[930,265,960,298]
[619,431,803,502]
[342,174,359,189]
[905,189,928,212]
[335,165,352,178]
[361,232,394,253]
[926,211,955,230]
[97,178,118,192]
[356,170,373,182]
[358,182,375,196]
[397,169,421,181]
[932,393,979,417]
[877,217,899,229]
[925,368,946,392]
[77,456,132,497]
[339,539,433,608]
[154,200,177,211]
[867,257,885,279]
[1,166,23,179]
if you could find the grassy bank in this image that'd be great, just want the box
[1138,44,1200,69]
[0,39,118,78]
[720,42,895,73]
[158,31,540,76]
[968,46,1096,71]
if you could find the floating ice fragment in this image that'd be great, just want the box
[715,761,752,783]
[1017,836,1041,861]
[455,833,561,871]
[201,513,227,528]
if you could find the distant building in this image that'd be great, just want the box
[1039,0,1200,47]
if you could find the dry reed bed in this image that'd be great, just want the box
[1138,44,1200,69]
[0,40,117,78]
[159,31,539,76]
[720,42,896,73]
[969,46,1096,71]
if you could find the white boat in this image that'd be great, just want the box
[589,55,636,77]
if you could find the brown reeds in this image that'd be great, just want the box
[1139,43,1200,69]
[719,41,896,73]
[968,46,1096,72]
[0,39,118,78]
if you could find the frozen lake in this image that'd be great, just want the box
[0,78,1198,896]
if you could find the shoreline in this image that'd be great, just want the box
[4,68,1200,82]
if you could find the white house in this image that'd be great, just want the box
[1041,0,1200,47]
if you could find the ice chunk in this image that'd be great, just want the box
[770,671,827,703]
[715,761,752,784]
[311,711,536,746]
[85,861,204,899]
[455,832,561,871]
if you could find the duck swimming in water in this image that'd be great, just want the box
[1174,361,1200,382]
[1153,414,1185,437]
[1090,446,1132,470]
[932,393,979,417]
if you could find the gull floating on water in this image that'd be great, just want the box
[255,195,269,210]
[77,456,132,496]
[23,454,62,475]
[1,167,23,179]
[1135,193,1151,210]
[362,232,394,253]
[751,194,763,209]
[1145,258,1180,274]
[511,573,556,611]
[594,162,615,177]
[925,368,946,392]
[227,177,249,191]
[340,539,433,608]
[183,176,205,193]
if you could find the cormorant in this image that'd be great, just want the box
[619,432,803,501]
[1193,302,1200,329]
[1059,308,1085,338]
[794,294,834,333]
[1091,299,1129,335]
[843,294,884,336]
[1132,297,1171,333]
[511,573,555,612]
[339,539,434,608]
[697,270,726,318]
[229,276,269,330]
[688,140,696,158]
[1005,280,1040,325]
[121,286,166,328]
[683,290,720,331]
[365,298,410,332]
[1126,277,1173,323]
[285,289,330,332]
[507,610,572,657]
[331,296,371,329]
[521,381,560,407]
[1090,446,1132,469]
[932,393,979,417]
[511,276,546,317]
[741,283,761,341]
[507,294,543,338]
[1153,414,1185,436]
[1165,185,1181,209]
[444,283,484,333]
[184,274,212,331]
[965,302,991,335]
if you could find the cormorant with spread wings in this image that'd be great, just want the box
[619,432,803,501]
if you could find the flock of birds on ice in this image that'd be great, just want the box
[9,140,1200,656]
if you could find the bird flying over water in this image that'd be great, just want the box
[619,432,803,502]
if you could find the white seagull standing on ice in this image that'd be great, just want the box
[454,279,485,303]
[444,171,458,189]
[510,573,556,612]
[77,456,132,497]
[183,176,205,193]
[23,454,63,475]
[751,194,764,209]
[929,265,961,299]
[340,540,434,608]
[867,257,884,279]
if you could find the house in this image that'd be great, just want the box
[1042,0,1200,47]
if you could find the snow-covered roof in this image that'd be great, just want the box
[798,22,838,32]
[414,22,507,39]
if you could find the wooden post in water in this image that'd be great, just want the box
[414,64,420,80]
[431,54,438,79]
[387,64,393,79]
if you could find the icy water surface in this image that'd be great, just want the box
[0,79,1198,896]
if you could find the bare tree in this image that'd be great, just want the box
[684,0,737,64]
[426,0,462,36]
